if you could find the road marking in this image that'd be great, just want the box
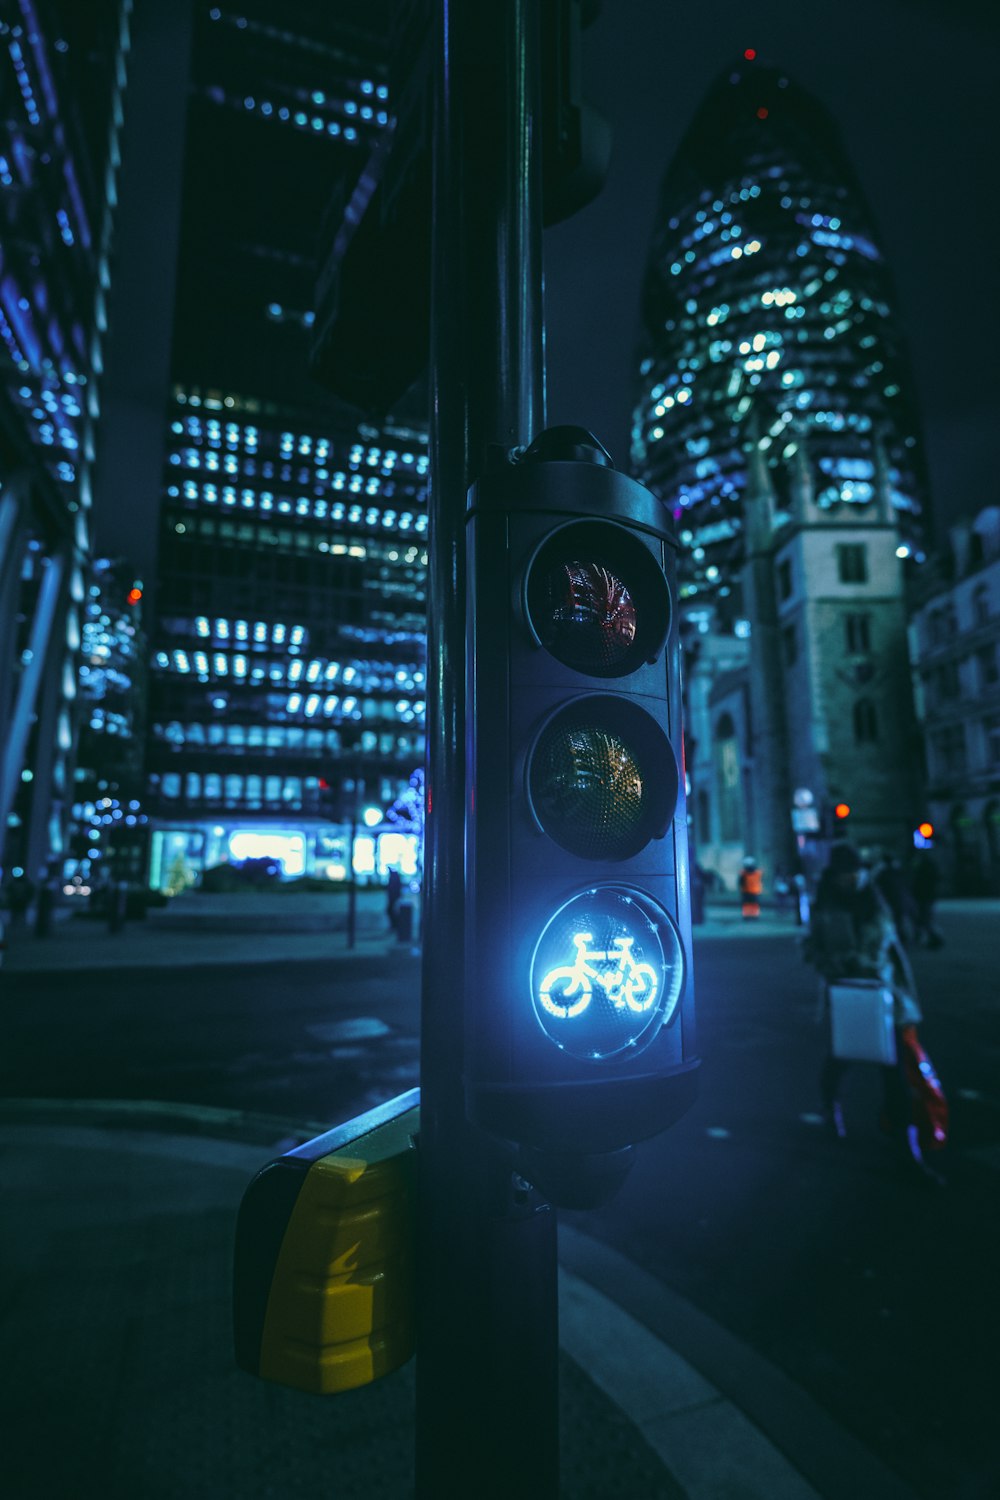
[559,1269,821,1499]
[305,1017,391,1042]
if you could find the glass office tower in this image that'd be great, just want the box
[146,2,428,887]
[632,55,929,628]
[0,0,131,890]
[69,557,148,896]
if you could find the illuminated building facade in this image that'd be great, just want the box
[68,557,148,896]
[908,509,1000,895]
[0,0,132,892]
[632,55,929,629]
[145,2,427,888]
[633,56,928,885]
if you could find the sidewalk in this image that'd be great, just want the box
[1,892,803,974]
[0,1099,917,1500]
[0,894,408,972]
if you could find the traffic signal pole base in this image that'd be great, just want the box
[415,1117,558,1498]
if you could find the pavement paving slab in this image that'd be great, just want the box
[0,1120,680,1500]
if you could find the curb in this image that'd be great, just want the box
[558,1224,918,1500]
[0,1096,331,1146]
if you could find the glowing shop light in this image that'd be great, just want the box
[228,830,305,876]
[353,836,376,875]
[530,886,683,1061]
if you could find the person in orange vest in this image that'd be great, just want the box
[739,856,763,919]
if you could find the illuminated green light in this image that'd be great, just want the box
[530,887,684,1061]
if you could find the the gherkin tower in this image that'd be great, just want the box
[632,54,930,630]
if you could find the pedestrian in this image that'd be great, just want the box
[738,856,762,919]
[386,867,403,936]
[909,851,944,948]
[107,877,128,934]
[34,864,58,939]
[872,850,917,947]
[6,869,35,930]
[774,868,793,917]
[793,872,810,927]
[804,841,948,1183]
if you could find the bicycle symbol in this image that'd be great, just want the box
[538,931,660,1020]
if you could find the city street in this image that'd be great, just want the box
[1,902,997,1498]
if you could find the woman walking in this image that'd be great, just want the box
[805,842,948,1184]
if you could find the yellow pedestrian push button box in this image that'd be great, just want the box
[233,1088,419,1395]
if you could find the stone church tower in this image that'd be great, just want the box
[754,433,923,868]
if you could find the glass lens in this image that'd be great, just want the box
[539,561,638,675]
[531,720,648,860]
[530,886,684,1061]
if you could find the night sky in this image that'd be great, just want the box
[544,0,1000,542]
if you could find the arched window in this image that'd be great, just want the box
[853,698,878,743]
[714,712,742,843]
[973,583,990,628]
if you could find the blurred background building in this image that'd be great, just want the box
[82,1,430,893]
[66,555,148,899]
[0,0,132,901]
[631,55,928,886]
[4,12,981,908]
[908,507,1000,894]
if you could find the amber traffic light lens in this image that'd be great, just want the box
[532,724,643,859]
[528,698,678,861]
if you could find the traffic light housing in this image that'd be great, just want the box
[464,428,699,1196]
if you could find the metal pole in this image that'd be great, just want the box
[416,2,554,1495]
[346,768,359,949]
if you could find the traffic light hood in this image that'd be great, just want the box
[521,425,614,468]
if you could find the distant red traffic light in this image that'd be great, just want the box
[127,587,142,605]
[834,803,851,821]
[918,821,934,839]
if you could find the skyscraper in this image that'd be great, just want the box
[143,3,429,889]
[633,55,927,879]
[68,557,148,898]
[0,0,132,890]
[632,54,929,632]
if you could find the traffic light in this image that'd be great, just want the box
[464,427,699,1199]
[833,802,851,831]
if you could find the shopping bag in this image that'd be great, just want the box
[898,1025,949,1152]
[828,980,897,1065]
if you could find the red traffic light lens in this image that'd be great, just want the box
[540,562,638,674]
[527,521,670,678]
[528,697,678,860]
[834,802,851,820]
